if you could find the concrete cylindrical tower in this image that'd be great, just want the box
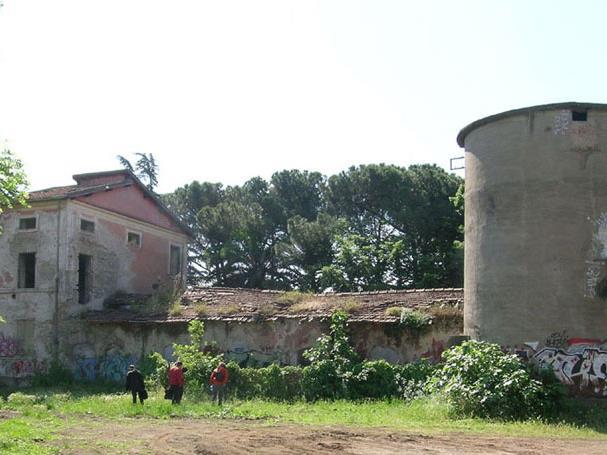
[458,102,607,346]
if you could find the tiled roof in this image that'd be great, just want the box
[29,185,79,201]
[83,286,463,324]
[26,169,193,237]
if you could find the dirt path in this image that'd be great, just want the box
[53,417,607,454]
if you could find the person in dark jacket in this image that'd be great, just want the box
[125,364,147,404]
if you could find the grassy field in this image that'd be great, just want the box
[1,386,607,454]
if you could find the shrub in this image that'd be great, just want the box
[301,311,359,400]
[30,361,74,387]
[227,362,303,401]
[395,359,437,401]
[399,309,432,330]
[427,340,564,420]
[350,360,398,399]
[385,307,402,317]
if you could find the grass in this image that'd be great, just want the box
[278,291,312,305]
[1,387,607,447]
[168,302,183,316]
[287,297,361,314]
[216,304,240,316]
[385,306,402,317]
[193,302,208,316]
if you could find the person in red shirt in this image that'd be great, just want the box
[209,362,229,405]
[168,361,185,404]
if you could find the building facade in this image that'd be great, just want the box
[0,170,190,379]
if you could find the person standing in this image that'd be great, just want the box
[125,364,147,405]
[209,362,229,405]
[168,361,185,404]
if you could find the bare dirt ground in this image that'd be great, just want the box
[52,417,607,454]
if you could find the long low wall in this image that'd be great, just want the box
[0,316,463,384]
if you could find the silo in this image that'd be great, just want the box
[458,102,607,346]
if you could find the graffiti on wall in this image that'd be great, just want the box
[0,333,19,357]
[510,333,607,397]
[73,350,138,382]
[0,359,46,378]
[225,344,282,367]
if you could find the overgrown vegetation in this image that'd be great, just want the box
[17,311,574,437]
[427,341,566,420]
[399,309,432,330]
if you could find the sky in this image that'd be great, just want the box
[1,1,606,193]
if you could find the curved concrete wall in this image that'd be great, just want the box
[461,103,607,345]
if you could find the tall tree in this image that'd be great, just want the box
[117,153,159,191]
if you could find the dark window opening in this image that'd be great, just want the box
[80,219,95,233]
[78,254,92,304]
[18,217,37,230]
[127,232,141,247]
[572,110,587,122]
[18,253,36,288]
[170,245,182,276]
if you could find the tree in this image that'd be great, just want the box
[276,214,340,291]
[117,153,159,191]
[0,149,29,233]
[164,163,463,290]
[325,164,463,290]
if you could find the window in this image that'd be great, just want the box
[169,244,182,276]
[572,110,588,122]
[80,219,95,233]
[78,254,92,304]
[18,217,37,230]
[127,231,141,247]
[18,253,36,288]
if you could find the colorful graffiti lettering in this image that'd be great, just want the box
[0,358,46,378]
[0,334,19,357]
[10,359,46,378]
[98,353,137,382]
[73,352,138,382]
[534,347,607,397]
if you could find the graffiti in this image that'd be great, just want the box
[74,358,97,381]
[0,334,19,357]
[98,353,137,382]
[421,339,445,363]
[225,345,282,367]
[0,359,46,378]
[11,359,46,377]
[73,351,137,382]
[553,110,570,135]
[534,347,607,396]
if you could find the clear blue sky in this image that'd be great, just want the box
[1,1,605,193]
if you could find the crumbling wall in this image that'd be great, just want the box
[56,317,462,382]
[63,201,188,314]
[0,206,64,381]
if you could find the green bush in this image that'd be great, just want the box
[30,361,74,387]
[301,311,359,400]
[395,359,437,401]
[427,340,565,420]
[399,309,432,330]
[350,360,398,399]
